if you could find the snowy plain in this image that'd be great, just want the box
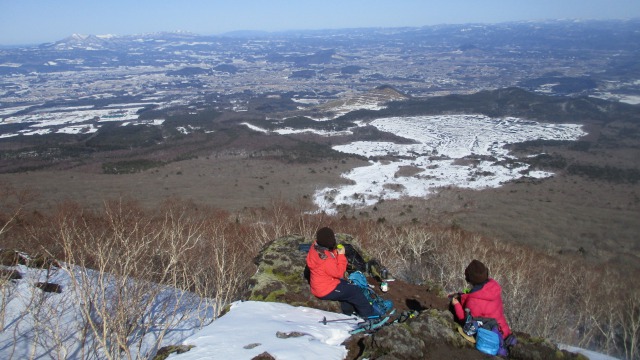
[0,103,162,138]
[1,99,586,214]
[244,113,586,214]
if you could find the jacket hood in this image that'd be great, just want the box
[307,242,333,266]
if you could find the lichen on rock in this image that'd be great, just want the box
[242,234,340,313]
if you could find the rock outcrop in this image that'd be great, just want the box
[245,235,591,360]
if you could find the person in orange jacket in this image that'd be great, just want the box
[306,227,376,318]
[451,259,512,339]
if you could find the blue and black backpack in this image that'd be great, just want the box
[348,271,394,316]
[463,312,517,356]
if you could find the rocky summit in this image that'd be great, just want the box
[242,235,589,360]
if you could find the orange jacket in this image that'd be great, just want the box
[306,242,347,298]
[453,278,512,338]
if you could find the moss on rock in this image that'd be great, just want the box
[153,345,194,360]
[242,235,340,312]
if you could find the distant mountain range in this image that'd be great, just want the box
[40,19,640,51]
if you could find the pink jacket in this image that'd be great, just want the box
[453,278,512,338]
[306,242,347,298]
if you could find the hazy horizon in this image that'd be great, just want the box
[1,0,640,45]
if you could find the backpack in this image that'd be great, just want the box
[348,271,394,316]
[343,243,367,273]
[343,243,388,282]
[462,311,515,356]
[476,327,501,356]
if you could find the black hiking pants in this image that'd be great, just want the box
[320,279,376,318]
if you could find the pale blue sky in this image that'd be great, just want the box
[1,0,639,45]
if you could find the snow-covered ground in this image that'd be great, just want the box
[234,114,587,214]
[173,302,620,360]
[0,263,354,360]
[558,345,621,360]
[313,115,586,213]
[0,264,212,360]
[1,264,620,360]
[175,301,354,360]
[4,106,147,127]
[1,98,587,215]
[0,103,161,137]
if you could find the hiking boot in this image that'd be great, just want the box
[359,316,380,325]
[361,316,387,330]
[396,310,418,323]
[498,334,518,357]
[504,334,518,348]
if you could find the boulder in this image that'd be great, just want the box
[242,234,340,313]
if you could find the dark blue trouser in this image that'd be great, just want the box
[320,279,376,318]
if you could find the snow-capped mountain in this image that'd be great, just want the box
[44,31,209,51]
[49,33,113,50]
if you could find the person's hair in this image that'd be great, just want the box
[464,259,489,285]
[316,227,337,250]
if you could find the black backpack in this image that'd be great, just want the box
[343,243,367,273]
[300,242,386,281]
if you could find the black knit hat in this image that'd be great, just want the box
[465,259,489,285]
[316,227,337,249]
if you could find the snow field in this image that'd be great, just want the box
[315,115,585,213]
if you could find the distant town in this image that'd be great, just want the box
[0,19,639,139]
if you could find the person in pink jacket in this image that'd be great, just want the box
[451,259,512,339]
[306,227,376,318]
